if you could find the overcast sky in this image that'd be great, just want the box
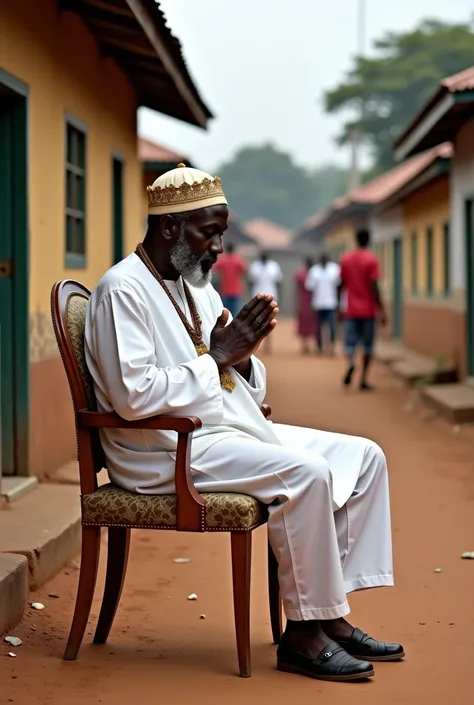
[138,0,473,173]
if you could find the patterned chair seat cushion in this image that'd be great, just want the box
[81,483,267,531]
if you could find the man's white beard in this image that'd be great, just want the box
[170,231,213,288]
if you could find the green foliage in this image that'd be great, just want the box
[217,143,348,229]
[324,17,474,173]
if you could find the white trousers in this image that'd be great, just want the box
[191,423,394,621]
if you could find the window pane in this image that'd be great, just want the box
[66,214,74,254]
[66,124,73,164]
[65,120,86,261]
[77,131,85,169]
[76,217,85,255]
[76,174,85,212]
[70,130,78,166]
[66,169,75,210]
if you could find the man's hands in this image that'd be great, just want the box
[208,294,278,372]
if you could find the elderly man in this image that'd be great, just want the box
[85,164,403,683]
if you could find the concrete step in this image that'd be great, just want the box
[0,554,28,635]
[391,352,457,386]
[0,483,81,592]
[421,383,474,423]
[374,340,405,365]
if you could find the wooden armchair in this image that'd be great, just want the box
[50,279,282,677]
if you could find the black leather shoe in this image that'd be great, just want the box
[277,635,374,682]
[337,628,405,662]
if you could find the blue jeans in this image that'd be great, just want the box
[221,295,241,318]
[344,317,376,355]
[316,309,336,350]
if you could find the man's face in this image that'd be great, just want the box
[170,205,228,288]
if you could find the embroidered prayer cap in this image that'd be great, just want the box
[147,163,228,215]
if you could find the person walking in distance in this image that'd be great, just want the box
[305,253,340,356]
[248,251,283,354]
[212,242,247,318]
[338,229,387,390]
[294,257,317,354]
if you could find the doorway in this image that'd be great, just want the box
[112,155,124,264]
[392,237,403,339]
[466,199,474,377]
[0,70,29,477]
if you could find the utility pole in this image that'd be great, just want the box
[348,0,366,192]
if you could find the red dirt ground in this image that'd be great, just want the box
[2,321,473,704]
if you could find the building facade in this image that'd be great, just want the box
[0,0,211,488]
[394,67,474,380]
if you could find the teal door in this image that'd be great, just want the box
[466,199,474,377]
[112,156,124,264]
[0,72,29,476]
[392,237,403,339]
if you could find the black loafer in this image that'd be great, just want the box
[277,636,374,682]
[338,628,405,662]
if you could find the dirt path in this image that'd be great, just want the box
[2,321,473,705]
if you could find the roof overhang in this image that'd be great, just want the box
[60,0,212,128]
[295,203,368,245]
[394,90,474,161]
[320,203,369,236]
[373,157,450,215]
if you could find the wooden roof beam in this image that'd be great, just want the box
[124,0,208,127]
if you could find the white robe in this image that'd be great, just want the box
[85,253,394,620]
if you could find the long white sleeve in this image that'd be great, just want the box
[236,355,267,406]
[86,288,224,423]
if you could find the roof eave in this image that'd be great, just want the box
[125,0,210,128]
[394,91,474,161]
[373,157,451,215]
[60,0,212,129]
[394,93,455,161]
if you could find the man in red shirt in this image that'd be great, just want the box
[338,229,387,390]
[213,242,248,317]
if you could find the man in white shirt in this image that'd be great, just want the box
[248,252,283,353]
[85,164,403,683]
[305,253,340,355]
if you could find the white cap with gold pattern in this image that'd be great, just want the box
[147,163,228,215]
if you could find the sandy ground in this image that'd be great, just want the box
[2,320,473,705]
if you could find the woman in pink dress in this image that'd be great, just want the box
[294,257,317,354]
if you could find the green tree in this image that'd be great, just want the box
[217,144,347,228]
[312,164,348,210]
[324,18,474,173]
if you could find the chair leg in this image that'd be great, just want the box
[268,540,283,645]
[231,531,252,678]
[93,526,131,645]
[64,526,101,661]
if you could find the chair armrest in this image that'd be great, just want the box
[77,410,202,433]
[77,409,204,532]
[78,406,270,533]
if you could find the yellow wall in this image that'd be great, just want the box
[401,176,450,298]
[323,220,355,260]
[374,242,393,298]
[0,0,143,315]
